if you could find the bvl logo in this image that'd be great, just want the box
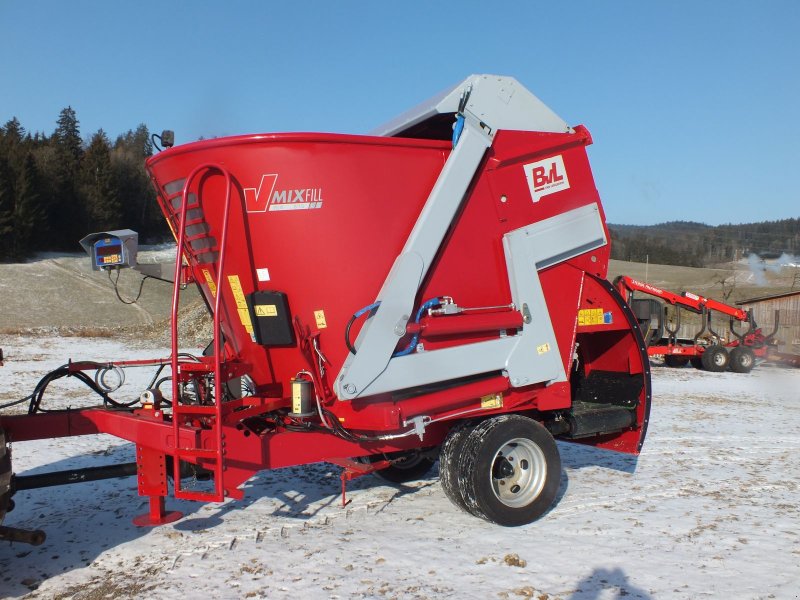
[522,155,570,203]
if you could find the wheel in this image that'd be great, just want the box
[664,355,689,368]
[690,357,704,370]
[439,421,476,513]
[729,346,756,373]
[701,345,729,372]
[458,415,561,526]
[359,450,436,484]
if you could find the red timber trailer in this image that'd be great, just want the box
[614,275,779,373]
[0,75,650,539]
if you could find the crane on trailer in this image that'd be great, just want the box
[614,275,778,373]
[1,76,653,544]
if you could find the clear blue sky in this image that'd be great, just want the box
[1,1,797,226]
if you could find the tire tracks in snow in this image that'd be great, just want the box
[136,481,442,572]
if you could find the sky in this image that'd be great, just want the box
[1,0,798,226]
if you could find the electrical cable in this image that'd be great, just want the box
[151,133,163,152]
[108,268,147,304]
[107,268,173,305]
[0,396,32,411]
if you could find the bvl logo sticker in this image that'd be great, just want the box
[523,155,570,203]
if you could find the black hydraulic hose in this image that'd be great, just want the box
[27,365,139,414]
[344,301,381,355]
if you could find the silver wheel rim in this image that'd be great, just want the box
[489,437,547,508]
[713,351,726,366]
[740,352,753,367]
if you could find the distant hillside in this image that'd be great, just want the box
[608,218,800,267]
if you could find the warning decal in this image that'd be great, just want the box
[255,304,278,317]
[202,269,217,297]
[578,308,613,326]
[228,275,254,334]
[480,393,503,409]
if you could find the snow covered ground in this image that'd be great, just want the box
[1,335,799,599]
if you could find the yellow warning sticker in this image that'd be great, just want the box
[255,304,278,317]
[227,275,254,334]
[536,343,551,355]
[578,308,606,326]
[480,393,503,409]
[227,275,248,309]
[237,308,254,334]
[314,310,328,329]
[202,269,217,297]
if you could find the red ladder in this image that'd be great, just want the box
[168,164,235,502]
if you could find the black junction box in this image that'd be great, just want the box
[246,290,295,346]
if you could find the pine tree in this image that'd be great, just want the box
[112,123,161,239]
[0,157,15,260]
[2,118,26,158]
[50,106,85,247]
[81,130,121,231]
[54,107,82,165]
[13,153,45,258]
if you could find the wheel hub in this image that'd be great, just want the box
[489,438,547,508]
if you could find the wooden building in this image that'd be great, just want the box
[737,291,800,352]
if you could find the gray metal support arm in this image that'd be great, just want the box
[334,118,492,399]
[333,203,607,400]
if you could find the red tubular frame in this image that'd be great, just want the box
[170,164,234,502]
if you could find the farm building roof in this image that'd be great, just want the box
[737,290,800,305]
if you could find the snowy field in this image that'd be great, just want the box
[1,335,799,599]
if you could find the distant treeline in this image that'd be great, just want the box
[0,108,167,262]
[3,109,799,269]
[609,219,800,267]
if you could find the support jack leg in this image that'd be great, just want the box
[133,444,182,526]
[133,495,182,527]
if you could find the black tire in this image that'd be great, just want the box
[729,346,756,374]
[439,421,476,513]
[458,415,561,527]
[1,428,12,526]
[701,345,729,372]
[359,450,436,484]
[664,355,689,368]
[690,357,704,370]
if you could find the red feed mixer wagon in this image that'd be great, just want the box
[0,75,651,543]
